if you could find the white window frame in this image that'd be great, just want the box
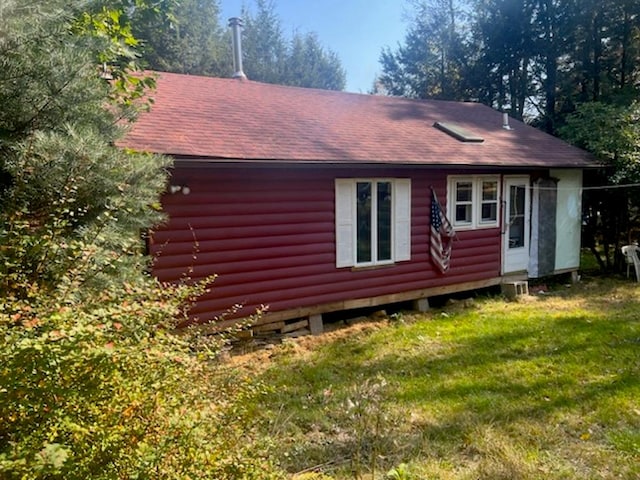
[335,178,411,268]
[447,175,501,230]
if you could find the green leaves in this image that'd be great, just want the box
[0,276,284,479]
[560,101,640,182]
[0,125,171,299]
[0,3,284,478]
[0,0,175,299]
[377,0,640,124]
[35,444,70,473]
[283,32,346,91]
[376,0,469,100]
[240,0,346,90]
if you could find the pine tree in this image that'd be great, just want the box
[377,0,469,100]
[0,0,171,298]
[131,0,231,76]
[241,0,346,89]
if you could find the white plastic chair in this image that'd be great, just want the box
[621,245,640,282]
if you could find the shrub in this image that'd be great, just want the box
[0,278,285,479]
[0,3,286,477]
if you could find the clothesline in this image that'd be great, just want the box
[531,181,640,192]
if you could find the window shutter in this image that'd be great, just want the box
[335,179,355,268]
[394,179,411,262]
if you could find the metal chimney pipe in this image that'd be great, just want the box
[502,112,513,130]
[228,17,247,80]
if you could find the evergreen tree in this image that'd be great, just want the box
[378,0,640,265]
[379,0,640,120]
[123,0,347,90]
[131,0,231,76]
[378,0,469,99]
[470,0,537,118]
[241,0,288,84]
[0,0,171,298]
[241,0,346,90]
[284,31,346,90]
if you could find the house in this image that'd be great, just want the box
[121,71,595,333]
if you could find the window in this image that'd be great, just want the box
[356,181,392,263]
[335,179,411,268]
[480,179,499,225]
[448,176,500,229]
[454,181,473,226]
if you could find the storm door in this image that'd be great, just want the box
[502,176,530,274]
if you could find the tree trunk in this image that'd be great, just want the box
[541,0,558,133]
[509,68,518,116]
[620,5,631,88]
[517,57,528,119]
[592,8,602,101]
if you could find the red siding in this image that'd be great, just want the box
[151,165,503,323]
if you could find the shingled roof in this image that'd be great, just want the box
[121,71,595,168]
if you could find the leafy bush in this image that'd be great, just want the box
[0,126,171,300]
[0,278,285,479]
[0,0,168,300]
[0,4,284,476]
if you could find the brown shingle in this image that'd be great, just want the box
[121,72,595,168]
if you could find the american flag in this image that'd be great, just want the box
[430,189,455,273]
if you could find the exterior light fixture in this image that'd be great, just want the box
[169,185,191,195]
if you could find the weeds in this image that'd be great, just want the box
[342,375,391,478]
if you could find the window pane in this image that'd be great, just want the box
[509,216,525,248]
[510,185,525,216]
[377,182,392,261]
[508,185,525,248]
[456,182,472,202]
[356,182,372,263]
[482,181,497,201]
[481,203,497,222]
[456,204,472,223]
[481,180,498,223]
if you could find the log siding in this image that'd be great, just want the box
[151,164,504,324]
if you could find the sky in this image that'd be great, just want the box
[219,0,408,93]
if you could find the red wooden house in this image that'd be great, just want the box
[121,72,594,332]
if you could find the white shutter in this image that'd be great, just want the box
[394,179,411,262]
[335,179,355,268]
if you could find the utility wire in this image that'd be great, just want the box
[531,181,640,192]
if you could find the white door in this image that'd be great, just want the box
[502,176,530,274]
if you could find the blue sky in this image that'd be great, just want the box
[219,0,408,93]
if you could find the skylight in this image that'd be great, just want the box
[433,121,484,143]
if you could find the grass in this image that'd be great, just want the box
[243,277,640,479]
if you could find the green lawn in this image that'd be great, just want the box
[249,277,640,479]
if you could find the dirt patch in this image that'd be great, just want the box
[224,312,393,371]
